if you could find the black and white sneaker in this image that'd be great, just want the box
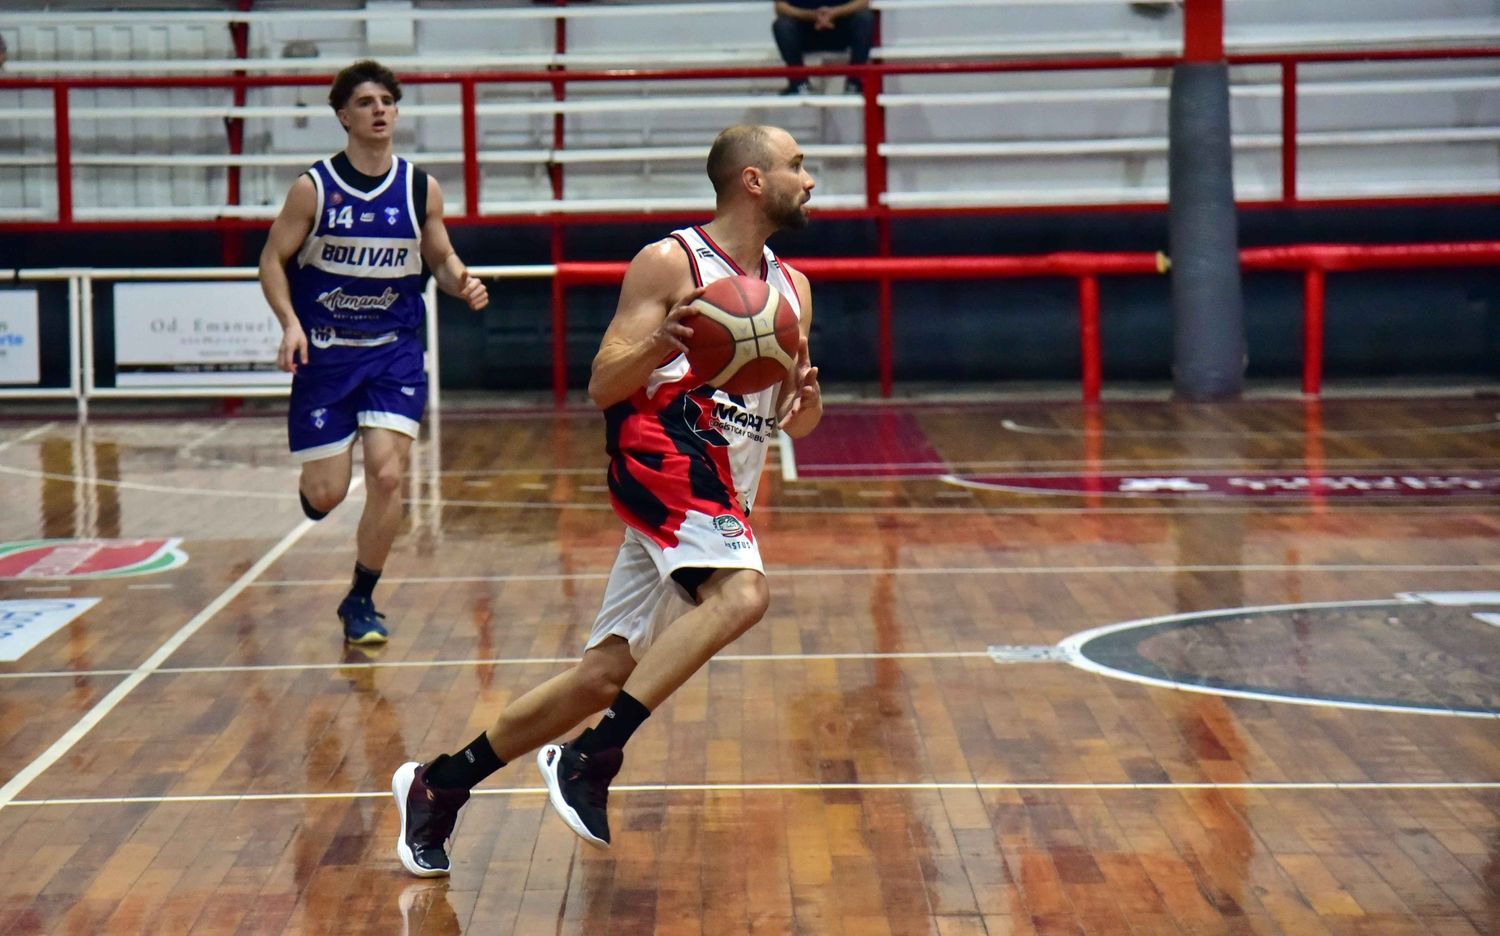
[392,758,470,877]
[536,729,623,849]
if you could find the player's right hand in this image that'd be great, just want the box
[278,322,309,373]
[653,288,704,355]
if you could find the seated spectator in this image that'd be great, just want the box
[772,1,873,95]
[1129,1,1181,17]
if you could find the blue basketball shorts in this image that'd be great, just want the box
[286,338,427,463]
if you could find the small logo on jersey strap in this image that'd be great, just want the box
[385,206,401,226]
[712,515,745,538]
[311,407,328,429]
[360,212,375,223]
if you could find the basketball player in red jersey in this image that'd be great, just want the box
[392,124,821,876]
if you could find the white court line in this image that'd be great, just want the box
[1059,597,1500,720]
[245,562,1500,588]
[798,456,1500,471]
[940,472,1500,502]
[0,422,56,454]
[165,453,1500,477]
[177,421,233,455]
[0,461,291,499]
[777,436,798,482]
[1001,417,1500,438]
[0,479,363,811]
[10,779,1499,808]
[436,467,600,477]
[0,457,1492,516]
[409,498,1498,516]
[0,650,995,680]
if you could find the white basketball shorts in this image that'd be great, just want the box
[585,508,765,658]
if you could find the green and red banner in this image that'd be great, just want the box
[0,539,187,579]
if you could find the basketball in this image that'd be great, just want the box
[682,275,800,395]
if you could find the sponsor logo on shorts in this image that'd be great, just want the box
[401,386,416,396]
[713,515,745,538]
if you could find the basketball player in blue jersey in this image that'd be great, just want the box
[391,124,822,877]
[259,60,488,644]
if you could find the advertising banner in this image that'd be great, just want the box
[0,290,41,385]
[0,598,101,661]
[113,282,289,388]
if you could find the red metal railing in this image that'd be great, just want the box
[3,48,1498,404]
[1240,241,1500,395]
[557,253,1165,405]
[555,242,1500,405]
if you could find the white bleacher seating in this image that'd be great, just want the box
[0,0,1496,220]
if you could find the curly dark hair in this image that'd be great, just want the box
[328,59,402,112]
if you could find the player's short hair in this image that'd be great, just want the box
[706,125,777,198]
[328,59,402,112]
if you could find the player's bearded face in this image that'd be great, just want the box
[767,176,810,231]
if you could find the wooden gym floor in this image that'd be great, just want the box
[0,396,1495,935]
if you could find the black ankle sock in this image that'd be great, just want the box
[578,690,651,753]
[299,490,328,521]
[426,732,506,790]
[349,562,381,600]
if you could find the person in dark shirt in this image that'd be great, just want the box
[771,0,873,95]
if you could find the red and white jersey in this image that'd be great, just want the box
[604,225,803,549]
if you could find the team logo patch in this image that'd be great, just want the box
[0,539,187,580]
[311,407,328,429]
[712,515,745,538]
[385,206,401,226]
[330,192,343,206]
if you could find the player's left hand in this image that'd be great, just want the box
[457,268,489,311]
[777,337,821,426]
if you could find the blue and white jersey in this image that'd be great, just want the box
[290,155,425,360]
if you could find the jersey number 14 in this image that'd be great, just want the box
[326,205,354,229]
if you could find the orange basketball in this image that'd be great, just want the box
[682,275,799,395]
